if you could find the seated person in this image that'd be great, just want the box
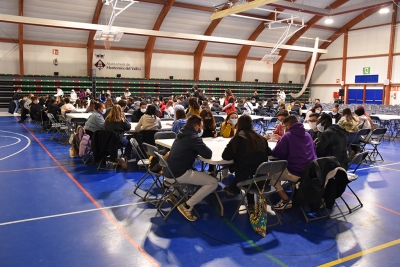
[305,103,322,122]
[103,105,132,168]
[211,102,223,112]
[357,105,374,131]
[265,109,289,141]
[163,115,218,222]
[131,101,147,122]
[200,109,217,138]
[315,113,348,168]
[330,106,342,123]
[354,107,371,130]
[84,102,105,138]
[61,97,76,115]
[270,115,317,210]
[220,112,238,138]
[170,109,187,134]
[289,100,302,115]
[29,97,44,121]
[135,105,161,131]
[337,108,359,133]
[222,115,271,211]
[307,113,320,141]
[47,98,61,119]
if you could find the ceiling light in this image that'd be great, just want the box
[325,17,333,24]
[379,7,390,14]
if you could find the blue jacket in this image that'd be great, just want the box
[165,125,212,178]
[171,119,187,134]
[272,122,317,176]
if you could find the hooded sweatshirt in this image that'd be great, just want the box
[164,125,212,178]
[272,122,317,176]
[134,114,161,131]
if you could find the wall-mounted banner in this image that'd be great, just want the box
[363,67,370,74]
[94,53,141,71]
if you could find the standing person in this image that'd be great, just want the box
[222,115,271,210]
[124,89,131,98]
[134,105,161,131]
[12,88,22,115]
[192,85,200,99]
[104,104,132,169]
[279,89,286,104]
[270,116,317,210]
[186,97,201,117]
[70,90,78,105]
[163,115,218,222]
[222,89,236,114]
[84,102,105,138]
[251,91,260,104]
[220,112,238,138]
[131,102,147,122]
[54,88,64,97]
[78,89,85,101]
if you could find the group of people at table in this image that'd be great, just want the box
[71,88,373,222]
[14,86,375,222]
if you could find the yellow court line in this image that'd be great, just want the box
[318,239,400,267]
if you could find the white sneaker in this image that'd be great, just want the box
[13,113,19,116]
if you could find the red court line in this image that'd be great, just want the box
[20,123,160,267]
[343,192,400,216]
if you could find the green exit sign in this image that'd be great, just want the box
[363,67,370,74]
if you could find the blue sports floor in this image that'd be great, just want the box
[1,113,400,267]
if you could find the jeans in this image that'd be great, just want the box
[14,100,19,113]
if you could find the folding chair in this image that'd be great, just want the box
[154,131,176,150]
[347,128,371,153]
[132,142,162,201]
[263,117,278,134]
[92,130,122,171]
[231,160,288,227]
[57,115,74,144]
[339,151,369,213]
[364,128,387,162]
[47,113,69,142]
[154,151,200,221]
[214,116,225,133]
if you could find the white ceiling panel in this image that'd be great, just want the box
[247,47,274,58]
[154,38,198,53]
[160,7,211,34]
[0,23,18,40]
[95,34,149,49]
[0,0,19,15]
[24,25,88,44]
[177,0,226,8]
[285,51,311,62]
[24,0,96,23]
[351,10,393,29]
[204,42,241,56]
[99,2,162,30]
[211,15,261,40]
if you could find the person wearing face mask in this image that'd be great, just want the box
[151,98,162,118]
[163,115,218,222]
[305,103,323,122]
[330,106,341,123]
[200,109,217,138]
[84,102,105,138]
[315,113,348,168]
[170,109,187,134]
[135,105,161,131]
[29,97,44,121]
[220,112,238,138]
[307,113,320,141]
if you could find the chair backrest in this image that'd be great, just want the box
[218,112,227,115]
[348,151,369,172]
[47,113,58,124]
[139,130,158,146]
[348,128,371,144]
[253,160,288,185]
[154,151,175,179]
[130,138,148,164]
[142,142,159,157]
[154,131,176,140]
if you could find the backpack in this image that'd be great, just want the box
[75,126,91,157]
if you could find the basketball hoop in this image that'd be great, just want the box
[266,61,273,68]
[104,38,112,50]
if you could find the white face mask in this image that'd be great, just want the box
[332,112,337,116]
[198,129,203,137]
[315,109,321,114]
[102,109,106,114]
[231,119,238,125]
[317,123,324,132]
[140,108,146,113]
[309,122,317,130]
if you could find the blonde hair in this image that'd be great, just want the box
[105,97,113,109]
[105,104,123,122]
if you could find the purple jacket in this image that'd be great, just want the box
[272,122,317,176]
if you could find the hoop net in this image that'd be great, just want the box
[266,61,273,68]
[104,38,112,50]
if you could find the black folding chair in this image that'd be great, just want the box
[364,128,387,162]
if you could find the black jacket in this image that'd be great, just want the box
[330,112,342,123]
[222,132,271,189]
[30,103,44,120]
[103,120,131,143]
[316,124,348,168]
[48,104,61,118]
[12,92,20,100]
[131,109,144,122]
[293,156,348,210]
[291,104,301,115]
[164,125,212,178]
[92,130,120,163]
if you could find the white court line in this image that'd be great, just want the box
[0,130,31,161]
[0,136,20,148]
[0,201,157,227]
[357,162,400,171]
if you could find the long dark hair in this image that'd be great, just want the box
[199,109,216,130]
[145,104,158,119]
[231,115,267,153]
[342,108,357,122]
